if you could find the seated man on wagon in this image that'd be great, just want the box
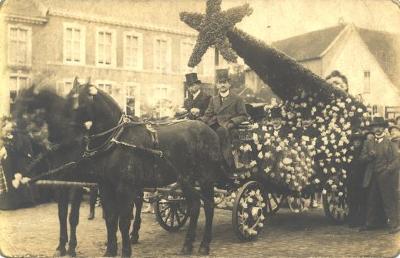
[176,73,211,120]
[200,69,249,173]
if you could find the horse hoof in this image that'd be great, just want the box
[130,235,139,245]
[67,248,77,257]
[180,245,193,255]
[54,248,67,256]
[198,245,210,256]
[103,251,117,257]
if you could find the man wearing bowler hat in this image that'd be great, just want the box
[182,73,211,120]
[359,116,400,233]
[200,68,248,173]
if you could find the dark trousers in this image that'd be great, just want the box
[210,124,236,172]
[365,172,399,229]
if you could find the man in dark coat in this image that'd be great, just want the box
[347,131,368,227]
[201,69,248,172]
[359,117,400,233]
[182,73,211,120]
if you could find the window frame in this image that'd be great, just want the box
[363,70,371,94]
[124,82,141,117]
[95,27,117,67]
[180,38,197,74]
[8,24,32,67]
[63,22,86,65]
[96,80,114,95]
[123,31,143,70]
[153,35,172,73]
[9,72,30,106]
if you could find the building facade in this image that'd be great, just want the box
[246,24,400,117]
[0,0,216,118]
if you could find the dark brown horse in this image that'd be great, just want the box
[71,83,228,257]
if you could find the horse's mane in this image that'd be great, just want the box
[95,87,123,117]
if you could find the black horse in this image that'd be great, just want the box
[13,85,88,257]
[14,84,145,256]
[71,82,228,257]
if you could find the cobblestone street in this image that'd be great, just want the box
[0,201,399,257]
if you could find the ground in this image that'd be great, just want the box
[0,201,399,258]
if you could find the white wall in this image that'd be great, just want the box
[323,27,400,106]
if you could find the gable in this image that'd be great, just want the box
[1,0,45,18]
[357,28,400,90]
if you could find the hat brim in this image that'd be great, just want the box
[368,121,388,128]
[186,80,202,86]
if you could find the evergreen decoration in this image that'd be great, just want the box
[180,0,252,67]
[181,0,369,193]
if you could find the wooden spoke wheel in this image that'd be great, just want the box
[287,196,306,213]
[265,192,284,214]
[322,186,348,224]
[232,181,267,241]
[155,196,189,232]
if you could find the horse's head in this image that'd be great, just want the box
[71,79,122,134]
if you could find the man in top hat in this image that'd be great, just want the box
[359,116,400,233]
[200,68,248,173]
[181,73,211,120]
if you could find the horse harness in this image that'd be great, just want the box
[83,114,185,177]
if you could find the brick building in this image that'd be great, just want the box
[0,0,217,118]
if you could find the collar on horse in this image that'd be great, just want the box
[83,114,165,159]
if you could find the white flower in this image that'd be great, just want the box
[249,160,257,167]
[314,178,320,184]
[258,152,264,159]
[264,167,271,173]
[265,152,271,158]
[338,192,343,197]
[257,144,262,151]
[253,133,259,143]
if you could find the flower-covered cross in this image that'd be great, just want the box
[180,0,252,67]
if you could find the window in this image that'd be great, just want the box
[363,70,371,94]
[181,39,196,74]
[153,84,172,118]
[9,73,29,110]
[8,25,31,66]
[96,29,116,66]
[97,81,113,95]
[125,83,141,117]
[154,37,171,72]
[63,23,85,64]
[56,80,74,96]
[124,32,143,69]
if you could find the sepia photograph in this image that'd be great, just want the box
[0,0,399,257]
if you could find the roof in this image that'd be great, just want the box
[272,24,346,61]
[357,28,400,90]
[272,24,400,88]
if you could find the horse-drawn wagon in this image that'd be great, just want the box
[145,102,349,241]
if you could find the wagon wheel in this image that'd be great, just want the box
[322,186,348,224]
[232,181,267,241]
[287,196,306,213]
[264,192,284,214]
[155,196,189,232]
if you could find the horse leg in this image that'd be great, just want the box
[55,189,69,257]
[130,191,143,244]
[67,188,83,257]
[101,188,118,257]
[198,183,215,255]
[88,186,97,220]
[118,192,135,258]
[180,184,200,255]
